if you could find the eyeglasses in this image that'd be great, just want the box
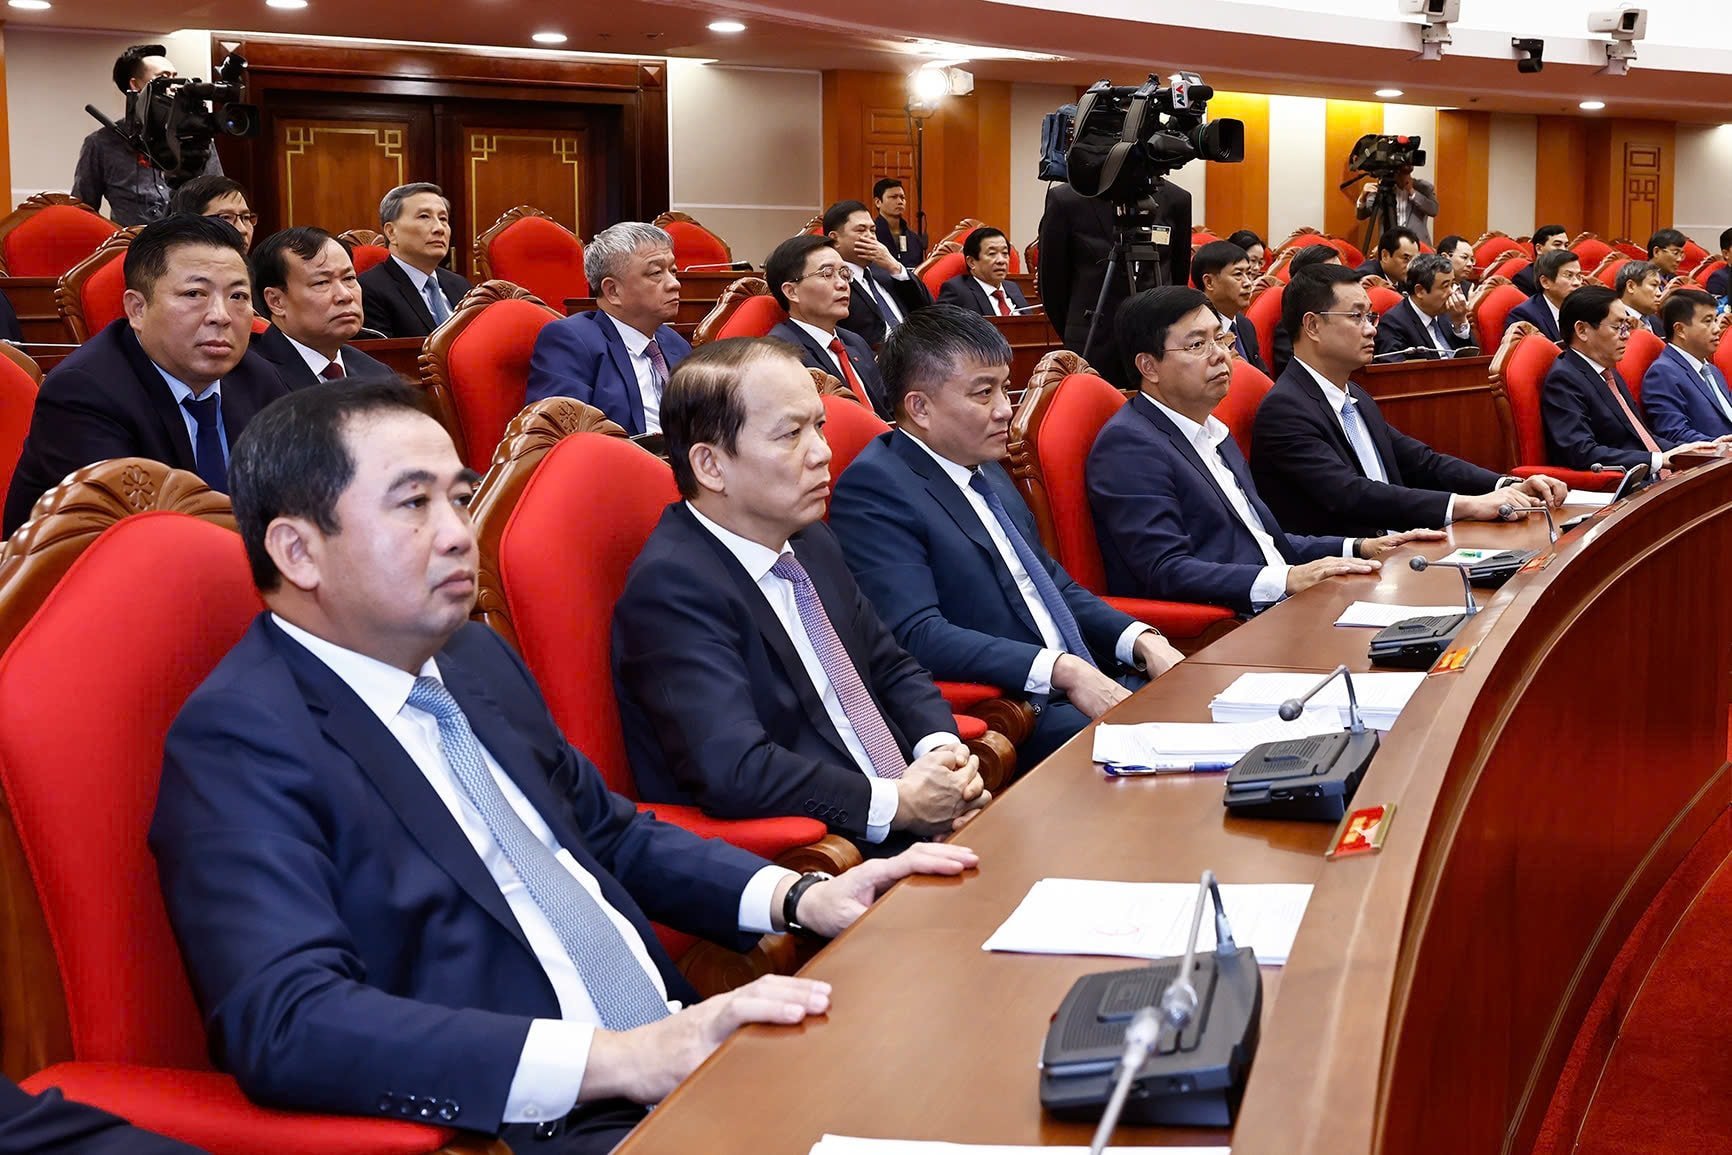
[209,211,259,228]
[1607,320,1635,337]
[793,264,851,285]
[1162,333,1237,356]
[1315,309,1381,328]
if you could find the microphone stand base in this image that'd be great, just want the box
[1223,730,1380,821]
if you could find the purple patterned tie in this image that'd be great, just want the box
[769,551,906,780]
[644,337,670,397]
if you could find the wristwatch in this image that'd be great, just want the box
[782,871,832,935]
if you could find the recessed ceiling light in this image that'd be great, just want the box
[266,0,308,8]
[532,31,568,44]
[7,1,53,10]
[708,19,746,33]
[1375,88,1404,99]
[1579,100,1606,111]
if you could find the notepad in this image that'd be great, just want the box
[982,878,1313,965]
[1092,710,1341,771]
[810,1139,1228,1155]
[1208,670,1423,731]
[1564,489,1616,507]
[1332,601,1465,628]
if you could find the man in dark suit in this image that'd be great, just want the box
[829,306,1184,766]
[1505,248,1584,344]
[4,214,289,534]
[1707,228,1731,299]
[525,222,690,435]
[1037,179,1191,389]
[936,226,1030,318]
[1374,252,1475,361]
[1615,259,1668,340]
[1512,224,1569,296]
[151,379,977,1155]
[1644,289,1732,444]
[1088,287,1441,614]
[872,178,925,269]
[1351,226,1420,285]
[1270,243,1344,380]
[1251,265,1563,538]
[614,338,988,851]
[250,226,392,388]
[356,183,473,338]
[1191,239,1268,374]
[824,199,931,348]
[0,1075,203,1154]
[1541,284,1719,472]
[764,234,891,419]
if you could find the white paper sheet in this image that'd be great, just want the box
[1091,710,1341,770]
[1332,601,1465,628]
[1208,670,1423,731]
[811,1140,1228,1155]
[1563,489,1616,507]
[982,878,1313,965]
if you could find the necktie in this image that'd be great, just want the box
[767,553,907,780]
[827,337,873,409]
[405,676,671,1030]
[180,394,228,493]
[858,272,899,329]
[320,360,345,381]
[644,337,670,398]
[1339,396,1388,482]
[1229,322,1248,359]
[1602,368,1660,453]
[1702,364,1732,424]
[423,277,451,325]
[1432,315,1456,353]
[993,288,1012,317]
[967,471,1096,667]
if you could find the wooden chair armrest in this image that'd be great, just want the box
[676,932,801,997]
[775,834,863,875]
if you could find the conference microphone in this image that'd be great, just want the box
[1496,501,1558,542]
[1010,303,1048,314]
[1223,665,1380,820]
[678,261,752,272]
[1277,663,1368,733]
[1450,344,1482,358]
[1408,556,1480,617]
[1370,346,1443,362]
[1368,559,1480,669]
[1588,462,1629,474]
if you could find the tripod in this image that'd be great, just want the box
[1081,198,1173,373]
[1352,170,1403,258]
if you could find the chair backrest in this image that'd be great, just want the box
[1024,239,1039,274]
[1681,238,1709,274]
[1218,355,1274,458]
[1473,283,1529,351]
[1244,282,1283,371]
[1472,231,1515,272]
[1366,284,1403,316]
[1611,239,1647,261]
[1693,258,1726,288]
[474,206,588,306]
[692,277,786,345]
[1717,329,1732,382]
[0,490,255,1074]
[1491,326,1562,466]
[1571,235,1612,269]
[820,388,891,498]
[917,251,965,298]
[1006,351,1122,592]
[1491,254,1530,283]
[0,194,120,278]
[1324,235,1365,269]
[417,280,562,471]
[652,211,733,270]
[1593,255,1629,288]
[338,229,391,275]
[0,347,40,510]
[54,226,139,343]
[1616,328,1664,403]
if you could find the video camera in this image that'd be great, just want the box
[1347,132,1426,179]
[88,50,258,187]
[1066,73,1244,203]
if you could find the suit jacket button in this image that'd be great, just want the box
[377,1092,396,1113]
[438,1100,459,1121]
[804,800,817,813]
[534,1121,561,1140]
[839,810,849,823]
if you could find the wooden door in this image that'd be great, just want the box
[255,94,438,238]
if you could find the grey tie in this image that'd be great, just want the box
[405,676,670,1030]
[1339,396,1388,482]
[423,276,451,325]
[1703,365,1732,423]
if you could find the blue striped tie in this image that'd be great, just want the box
[968,471,1095,667]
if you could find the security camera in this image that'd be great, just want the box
[1589,7,1648,40]
[1400,0,1461,19]
[1512,37,1545,74]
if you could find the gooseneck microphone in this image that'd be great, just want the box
[1496,501,1558,543]
[1409,555,1479,617]
[1277,663,1366,734]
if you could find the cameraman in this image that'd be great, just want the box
[70,44,223,226]
[1355,165,1437,248]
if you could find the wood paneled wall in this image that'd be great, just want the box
[1534,116,1675,242]
[1202,92,1270,243]
[1535,115,1590,232]
[1435,110,1490,241]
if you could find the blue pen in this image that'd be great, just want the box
[1102,761,1234,776]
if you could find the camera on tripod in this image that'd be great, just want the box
[1347,132,1426,180]
[1066,73,1245,203]
[91,51,259,188]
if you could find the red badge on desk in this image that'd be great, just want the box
[1327,803,1395,859]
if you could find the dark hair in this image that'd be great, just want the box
[1661,288,1718,342]
[1614,259,1659,296]
[1288,243,1341,275]
[1190,241,1251,289]
[962,226,1008,261]
[822,199,871,236]
[872,178,904,200]
[1436,234,1469,258]
[1535,247,1581,288]
[1377,226,1420,258]
[1225,230,1264,253]
[252,226,351,310]
[1720,227,1732,253]
[1558,284,1618,348]
[764,234,839,311]
[1405,252,1453,294]
[879,304,1010,416]
[1532,224,1568,248]
[168,175,248,217]
[663,337,806,500]
[1647,228,1687,256]
[113,43,166,94]
[1116,286,1212,380]
[1282,264,1362,339]
[123,213,247,296]
[229,380,433,589]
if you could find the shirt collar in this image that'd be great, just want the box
[601,311,653,355]
[791,317,841,349]
[1144,392,1228,450]
[1670,343,1707,373]
[685,501,788,583]
[1573,349,1612,377]
[844,260,868,281]
[1408,296,1438,323]
[153,364,220,403]
[974,277,1006,301]
[281,329,341,377]
[391,255,433,292]
[1293,356,1351,411]
[898,428,976,489]
[270,613,439,729]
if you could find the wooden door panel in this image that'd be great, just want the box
[276,118,414,233]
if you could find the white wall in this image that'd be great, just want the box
[1008,81,1074,251]
[1267,95,1326,243]
[6,26,213,209]
[1381,103,1437,185]
[1486,114,1538,237]
[1674,123,1732,249]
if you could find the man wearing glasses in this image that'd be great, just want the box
[1251,265,1564,538]
[169,175,257,251]
[1506,248,1584,344]
[765,234,892,419]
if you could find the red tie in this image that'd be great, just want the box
[993,288,1012,317]
[827,337,872,409]
[320,361,345,381]
[1603,368,1659,453]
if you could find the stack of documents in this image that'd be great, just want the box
[982,878,1314,965]
[1332,601,1465,628]
[1208,670,1424,731]
[811,1140,1228,1154]
[1564,489,1616,507]
[1091,709,1341,773]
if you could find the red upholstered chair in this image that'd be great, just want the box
[1472,283,1529,351]
[1365,284,1402,316]
[0,193,120,278]
[0,468,494,1154]
[0,345,40,507]
[1693,259,1726,288]
[1571,235,1613,269]
[1717,331,1732,383]
[337,228,391,275]
[1616,328,1665,405]
[1611,238,1647,261]
[652,211,734,270]
[417,280,561,472]
[1681,238,1709,274]
[1489,324,1618,491]
[1593,255,1629,288]
[1007,351,1237,646]
[917,250,965,298]
[54,226,138,343]
[473,206,588,308]
[1244,282,1283,371]
[692,278,786,346]
[1324,235,1365,269]
[1024,239,1039,274]
[1472,231,1516,272]
[1491,254,1530,283]
[1217,356,1274,459]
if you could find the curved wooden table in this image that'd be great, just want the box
[614,462,1732,1154]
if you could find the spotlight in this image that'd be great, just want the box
[1512,38,1545,74]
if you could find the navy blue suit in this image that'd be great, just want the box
[840,265,931,349]
[768,319,891,419]
[248,323,394,390]
[3,319,290,535]
[151,617,767,1148]
[829,433,1141,763]
[1374,297,1474,360]
[1643,345,1732,443]
[525,310,692,435]
[0,1077,202,1154]
[1224,311,1269,375]
[1505,294,1562,343]
[936,274,1030,318]
[357,258,472,339]
[1707,265,1728,299]
[613,506,954,842]
[1250,360,1501,537]
[1088,394,1346,614]
[1542,349,1675,470]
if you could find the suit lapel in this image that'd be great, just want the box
[385,259,438,332]
[117,325,198,468]
[1131,395,1243,523]
[1347,383,1402,484]
[1294,370,1361,471]
[596,316,647,433]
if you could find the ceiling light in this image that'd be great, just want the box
[708,20,746,33]
[532,31,568,44]
[1579,99,1606,111]
[1375,88,1404,98]
[901,37,1069,64]
[7,1,53,10]
[266,0,308,8]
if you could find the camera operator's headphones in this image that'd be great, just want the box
[113,44,168,94]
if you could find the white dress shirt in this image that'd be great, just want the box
[269,615,792,1124]
[899,431,1149,690]
[1544,296,1562,333]
[1408,298,1468,352]
[975,277,1012,315]
[846,260,907,326]
[685,503,959,842]
[791,317,851,379]
[1574,349,1662,472]
[283,331,345,379]
[390,254,437,299]
[600,312,663,434]
[151,366,228,465]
